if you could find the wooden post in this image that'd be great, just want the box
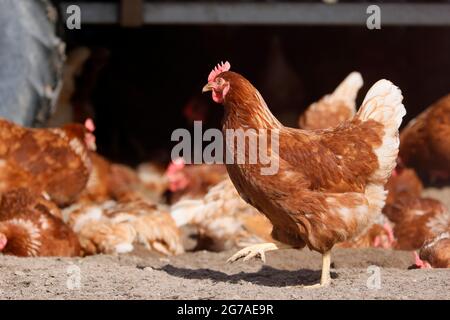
[120,0,143,27]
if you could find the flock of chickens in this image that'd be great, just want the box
[0,65,449,281]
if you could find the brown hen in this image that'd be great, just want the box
[166,157,227,203]
[63,199,183,256]
[383,197,450,250]
[399,94,450,183]
[0,118,95,206]
[419,232,450,268]
[0,188,81,257]
[202,62,405,287]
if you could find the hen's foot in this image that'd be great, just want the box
[227,243,280,263]
[303,277,331,289]
[302,250,332,289]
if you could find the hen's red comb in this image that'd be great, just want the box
[166,157,186,176]
[208,61,231,82]
[84,118,95,132]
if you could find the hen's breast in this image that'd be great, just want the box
[225,162,307,248]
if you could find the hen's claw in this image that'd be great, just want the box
[227,243,279,264]
[303,281,330,289]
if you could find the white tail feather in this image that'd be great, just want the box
[331,71,364,107]
[357,79,406,182]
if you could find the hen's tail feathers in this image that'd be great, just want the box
[331,71,364,109]
[357,80,406,182]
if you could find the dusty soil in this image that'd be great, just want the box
[0,248,449,300]
[1,186,449,300]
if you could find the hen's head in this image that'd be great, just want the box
[413,251,432,269]
[202,61,255,107]
[0,232,7,251]
[165,157,189,192]
[202,61,231,104]
[62,118,97,151]
[84,118,97,151]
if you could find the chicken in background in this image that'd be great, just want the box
[63,199,183,256]
[0,118,96,206]
[399,94,450,183]
[171,178,273,252]
[384,163,423,207]
[80,152,155,203]
[337,215,394,249]
[0,188,81,257]
[136,162,168,201]
[203,62,405,287]
[166,157,227,204]
[298,71,363,130]
[417,232,450,268]
[382,159,450,250]
[383,196,450,250]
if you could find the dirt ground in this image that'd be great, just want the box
[0,248,449,300]
[0,187,449,300]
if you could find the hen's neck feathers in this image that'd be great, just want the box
[221,74,282,130]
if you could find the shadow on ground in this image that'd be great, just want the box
[158,264,338,287]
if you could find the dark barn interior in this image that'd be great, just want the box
[62,24,450,166]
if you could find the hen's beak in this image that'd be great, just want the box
[202,83,213,93]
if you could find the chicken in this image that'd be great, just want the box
[399,94,450,183]
[383,197,450,250]
[137,162,168,201]
[166,157,227,203]
[0,118,96,206]
[418,232,450,268]
[384,165,423,207]
[63,199,183,256]
[337,216,394,249]
[202,61,405,287]
[0,188,81,257]
[171,178,273,252]
[298,72,363,130]
[81,152,164,203]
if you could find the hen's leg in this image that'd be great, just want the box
[304,250,331,289]
[227,242,291,263]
